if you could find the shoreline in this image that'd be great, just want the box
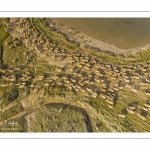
[48,19,150,56]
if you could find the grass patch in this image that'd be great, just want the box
[25,104,87,132]
[0,103,23,122]
[88,97,141,132]
[3,36,28,66]
[91,48,150,65]
[0,22,9,46]
[31,18,77,52]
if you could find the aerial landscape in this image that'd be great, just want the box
[0,18,150,132]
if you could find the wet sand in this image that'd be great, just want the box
[48,18,150,55]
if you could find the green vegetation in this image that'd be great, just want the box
[88,97,138,132]
[88,92,150,132]
[0,18,150,132]
[26,104,87,132]
[0,103,23,122]
[0,22,8,47]
[3,36,28,66]
[0,89,18,107]
[91,48,150,65]
[31,18,77,52]
[32,18,150,66]
[0,21,9,65]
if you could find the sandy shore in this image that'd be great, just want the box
[48,19,150,56]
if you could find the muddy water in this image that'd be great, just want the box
[53,18,150,49]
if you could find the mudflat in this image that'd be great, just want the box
[53,18,150,49]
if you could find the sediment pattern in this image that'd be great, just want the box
[0,18,150,132]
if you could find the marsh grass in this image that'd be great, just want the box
[0,103,23,122]
[0,23,8,46]
[32,18,150,65]
[91,48,150,65]
[32,18,77,52]
[88,90,150,132]
[26,104,87,132]
[1,18,150,132]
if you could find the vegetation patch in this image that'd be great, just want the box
[25,103,88,132]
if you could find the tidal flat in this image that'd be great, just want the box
[53,18,150,49]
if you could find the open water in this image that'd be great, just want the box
[54,18,150,49]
